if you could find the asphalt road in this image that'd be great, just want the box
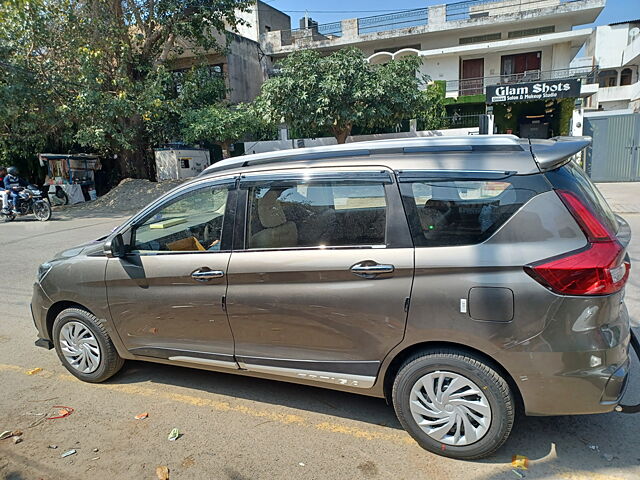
[1,209,639,480]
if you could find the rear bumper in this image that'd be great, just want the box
[502,295,635,416]
[614,329,640,414]
[511,347,632,416]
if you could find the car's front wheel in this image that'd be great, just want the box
[392,349,514,460]
[52,308,124,382]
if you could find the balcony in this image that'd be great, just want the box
[446,67,599,98]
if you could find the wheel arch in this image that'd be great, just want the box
[45,301,95,340]
[381,341,524,412]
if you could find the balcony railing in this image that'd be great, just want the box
[446,67,599,95]
[290,21,343,38]
[446,0,587,21]
[357,8,429,35]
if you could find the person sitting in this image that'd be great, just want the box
[0,167,9,214]
[3,166,28,213]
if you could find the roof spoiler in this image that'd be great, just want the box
[527,136,592,172]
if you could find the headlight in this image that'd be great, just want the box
[37,262,53,282]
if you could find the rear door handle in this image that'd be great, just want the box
[350,262,395,278]
[191,269,224,282]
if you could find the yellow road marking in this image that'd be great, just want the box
[0,363,413,446]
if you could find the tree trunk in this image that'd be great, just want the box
[219,141,232,159]
[118,149,148,179]
[332,123,352,144]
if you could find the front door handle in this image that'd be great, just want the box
[191,269,224,282]
[350,262,395,279]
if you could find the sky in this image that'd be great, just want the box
[261,0,635,29]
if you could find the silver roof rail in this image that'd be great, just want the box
[528,136,592,171]
[201,135,525,175]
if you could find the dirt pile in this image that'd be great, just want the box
[61,178,185,215]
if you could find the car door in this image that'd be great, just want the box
[225,167,414,388]
[105,177,239,368]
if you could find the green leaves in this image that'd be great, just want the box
[0,0,251,178]
[181,102,272,157]
[255,47,445,143]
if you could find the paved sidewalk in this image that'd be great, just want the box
[597,182,640,214]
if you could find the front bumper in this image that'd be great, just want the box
[31,281,53,346]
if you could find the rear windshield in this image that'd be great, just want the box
[398,174,548,247]
[544,161,619,234]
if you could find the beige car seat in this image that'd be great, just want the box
[250,190,298,248]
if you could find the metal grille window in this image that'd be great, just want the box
[508,26,555,39]
[459,33,501,45]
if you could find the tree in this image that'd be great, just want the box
[182,103,261,158]
[0,0,250,178]
[256,47,443,144]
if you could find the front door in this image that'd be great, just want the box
[461,58,484,95]
[225,168,414,389]
[105,179,238,368]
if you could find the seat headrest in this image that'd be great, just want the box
[257,190,287,228]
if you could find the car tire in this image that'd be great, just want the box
[392,349,514,460]
[52,308,124,383]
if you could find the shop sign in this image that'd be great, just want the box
[486,79,581,104]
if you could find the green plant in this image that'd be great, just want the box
[255,48,444,143]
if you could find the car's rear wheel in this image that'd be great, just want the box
[392,349,514,460]
[52,308,124,382]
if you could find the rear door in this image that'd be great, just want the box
[225,167,414,388]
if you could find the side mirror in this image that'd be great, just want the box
[104,233,127,258]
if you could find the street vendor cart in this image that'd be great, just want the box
[39,153,101,204]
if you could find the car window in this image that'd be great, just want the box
[133,185,229,252]
[247,181,387,249]
[544,160,618,234]
[400,176,540,247]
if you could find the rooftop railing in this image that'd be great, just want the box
[290,21,343,38]
[266,0,592,49]
[445,66,599,95]
[357,8,429,35]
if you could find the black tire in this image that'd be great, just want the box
[57,189,69,205]
[52,308,125,383]
[392,349,514,460]
[33,200,52,221]
[2,213,15,222]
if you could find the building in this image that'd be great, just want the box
[168,1,291,103]
[577,20,640,111]
[261,0,606,138]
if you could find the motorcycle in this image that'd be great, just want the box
[1,185,52,222]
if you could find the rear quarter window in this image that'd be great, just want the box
[544,161,618,235]
[399,173,548,247]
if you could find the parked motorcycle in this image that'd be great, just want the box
[1,185,52,222]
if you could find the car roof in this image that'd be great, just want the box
[199,135,591,179]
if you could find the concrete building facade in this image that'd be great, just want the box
[169,1,291,104]
[260,0,607,138]
[577,20,640,111]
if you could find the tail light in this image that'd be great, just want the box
[524,190,630,296]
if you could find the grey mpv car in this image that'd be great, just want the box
[32,135,638,459]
